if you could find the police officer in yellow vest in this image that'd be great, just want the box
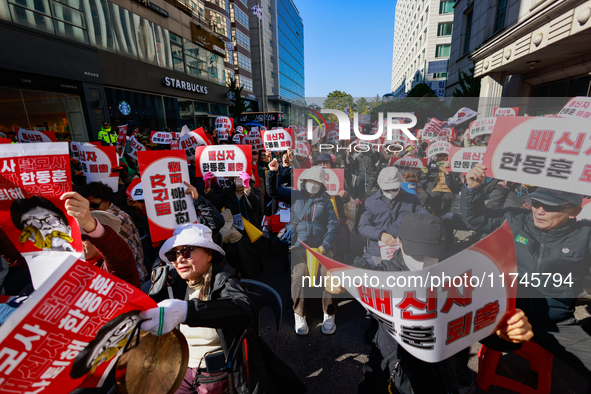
[98,122,117,146]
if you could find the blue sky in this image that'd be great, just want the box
[295,0,397,99]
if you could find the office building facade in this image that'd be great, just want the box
[391,0,454,97]
[0,0,234,141]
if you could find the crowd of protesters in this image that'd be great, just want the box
[0,114,590,394]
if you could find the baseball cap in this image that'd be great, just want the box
[398,214,446,260]
[526,188,583,206]
[315,153,333,165]
[401,182,416,194]
[377,167,402,190]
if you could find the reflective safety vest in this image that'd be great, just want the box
[98,127,117,144]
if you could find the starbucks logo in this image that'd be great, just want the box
[118,101,131,116]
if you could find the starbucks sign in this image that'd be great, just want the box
[119,101,131,115]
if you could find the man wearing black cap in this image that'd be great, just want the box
[347,213,533,394]
[463,163,591,389]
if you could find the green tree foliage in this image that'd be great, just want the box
[354,97,370,114]
[322,90,354,122]
[407,83,436,98]
[452,66,481,97]
[227,77,250,123]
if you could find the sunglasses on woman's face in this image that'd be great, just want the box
[164,246,196,262]
[529,199,571,213]
[89,199,104,210]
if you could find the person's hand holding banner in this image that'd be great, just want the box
[325,270,346,295]
[61,191,97,233]
[380,232,398,247]
[184,181,199,201]
[466,164,487,189]
[496,309,534,344]
[203,171,215,188]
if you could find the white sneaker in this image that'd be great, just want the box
[294,313,308,335]
[322,313,336,335]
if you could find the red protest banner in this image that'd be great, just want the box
[77,143,119,192]
[127,135,147,160]
[179,127,210,161]
[215,116,233,134]
[262,128,293,152]
[448,147,485,173]
[388,157,428,172]
[293,168,344,196]
[116,125,127,145]
[138,150,198,242]
[493,107,519,116]
[482,116,591,195]
[557,96,591,120]
[194,145,252,178]
[150,131,173,144]
[300,221,517,363]
[467,117,497,140]
[426,141,452,158]
[16,128,57,143]
[243,136,264,151]
[0,253,156,393]
[125,178,143,201]
[0,142,83,256]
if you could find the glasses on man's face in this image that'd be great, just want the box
[529,199,571,213]
[23,216,64,229]
[164,246,196,262]
[89,199,104,210]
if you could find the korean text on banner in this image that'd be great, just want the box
[0,253,156,393]
[263,128,292,152]
[243,136,264,151]
[215,116,233,133]
[301,222,517,363]
[117,125,127,145]
[0,142,83,256]
[294,142,310,157]
[449,147,485,173]
[77,143,119,192]
[388,157,428,173]
[16,128,57,143]
[468,117,497,139]
[493,107,519,117]
[194,145,252,178]
[293,169,344,196]
[179,127,210,161]
[126,178,143,201]
[138,150,198,242]
[426,141,452,158]
[482,116,591,195]
[557,96,591,119]
[127,135,146,160]
[150,131,173,144]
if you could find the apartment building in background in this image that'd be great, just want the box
[391,0,454,97]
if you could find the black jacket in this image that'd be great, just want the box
[204,182,264,230]
[461,186,591,326]
[194,195,225,235]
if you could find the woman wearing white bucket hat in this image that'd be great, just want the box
[139,223,259,393]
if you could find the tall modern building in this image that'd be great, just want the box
[249,0,304,125]
[391,0,454,97]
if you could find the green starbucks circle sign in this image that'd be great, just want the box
[119,101,131,115]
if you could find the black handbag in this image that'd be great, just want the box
[148,261,171,303]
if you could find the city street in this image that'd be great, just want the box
[254,231,591,394]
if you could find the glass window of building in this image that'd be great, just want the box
[210,104,228,116]
[133,15,158,65]
[105,88,165,132]
[183,38,207,79]
[232,5,248,28]
[494,0,507,32]
[110,3,139,59]
[208,9,229,38]
[433,72,447,78]
[439,0,453,14]
[435,44,450,58]
[0,87,87,141]
[232,28,250,49]
[437,22,452,36]
[239,76,253,92]
[178,99,195,130]
[170,33,185,73]
[463,11,473,55]
[194,101,208,115]
[236,53,252,72]
[85,0,115,52]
